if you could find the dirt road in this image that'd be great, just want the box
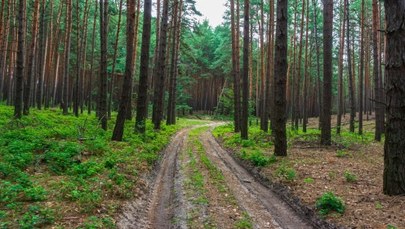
[117,124,313,229]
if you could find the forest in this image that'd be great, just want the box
[0,0,404,228]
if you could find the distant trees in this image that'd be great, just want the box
[383,0,405,196]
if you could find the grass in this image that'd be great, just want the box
[0,105,200,228]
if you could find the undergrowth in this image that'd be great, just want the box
[0,105,198,228]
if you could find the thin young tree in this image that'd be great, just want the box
[135,0,152,133]
[62,0,72,115]
[321,0,333,145]
[99,0,108,130]
[373,0,384,141]
[230,0,241,133]
[346,0,355,133]
[383,0,405,196]
[112,0,136,141]
[152,0,169,130]
[23,0,40,115]
[273,0,288,156]
[336,0,346,135]
[358,0,365,135]
[14,0,26,119]
[241,0,250,140]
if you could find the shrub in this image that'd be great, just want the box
[24,185,47,201]
[69,161,103,178]
[316,192,345,216]
[276,164,297,181]
[303,177,314,184]
[240,150,276,167]
[45,142,82,174]
[344,171,357,182]
[336,150,349,158]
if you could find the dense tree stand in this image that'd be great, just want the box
[383,0,405,196]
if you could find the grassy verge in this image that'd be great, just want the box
[0,105,202,228]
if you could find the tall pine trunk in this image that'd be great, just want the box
[383,0,405,196]
[241,0,250,140]
[98,0,108,130]
[14,0,26,119]
[273,0,288,156]
[321,0,333,145]
[112,0,136,141]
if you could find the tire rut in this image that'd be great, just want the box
[200,129,313,229]
[117,128,190,229]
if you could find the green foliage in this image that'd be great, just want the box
[276,164,297,181]
[343,171,357,183]
[234,212,253,229]
[24,185,47,201]
[240,150,276,167]
[45,142,83,174]
[18,205,54,229]
[336,150,350,158]
[303,177,315,184]
[316,192,345,216]
[387,225,398,229]
[79,216,115,229]
[69,161,104,178]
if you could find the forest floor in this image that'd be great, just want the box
[213,114,405,229]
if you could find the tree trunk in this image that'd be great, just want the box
[373,0,384,141]
[62,0,72,115]
[383,0,405,196]
[273,0,288,156]
[336,0,346,135]
[135,0,152,133]
[98,0,108,130]
[230,0,241,133]
[152,0,169,130]
[358,0,365,135]
[302,0,309,132]
[108,0,123,119]
[321,0,333,145]
[346,0,355,133]
[23,0,40,115]
[112,0,136,141]
[241,0,250,140]
[14,0,26,119]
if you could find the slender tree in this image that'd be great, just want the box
[23,0,40,115]
[62,0,72,115]
[346,0,355,133]
[273,0,288,156]
[336,0,346,135]
[383,0,405,196]
[373,0,384,141]
[14,0,26,119]
[112,0,136,141]
[99,0,108,130]
[241,0,250,140]
[152,0,169,130]
[321,0,333,145]
[358,0,365,135]
[230,0,241,132]
[135,0,152,133]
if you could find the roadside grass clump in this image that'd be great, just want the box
[303,177,315,184]
[78,216,115,229]
[18,205,54,229]
[316,192,345,216]
[336,150,350,158]
[344,171,357,183]
[240,149,276,167]
[276,164,297,181]
[234,212,253,229]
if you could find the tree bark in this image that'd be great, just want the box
[62,0,72,115]
[373,0,384,141]
[321,0,333,145]
[273,0,288,156]
[241,0,250,140]
[383,0,405,196]
[112,0,136,141]
[230,0,241,133]
[99,0,108,130]
[14,0,26,119]
[152,0,169,130]
[336,0,346,135]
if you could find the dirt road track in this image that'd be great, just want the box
[117,125,313,229]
